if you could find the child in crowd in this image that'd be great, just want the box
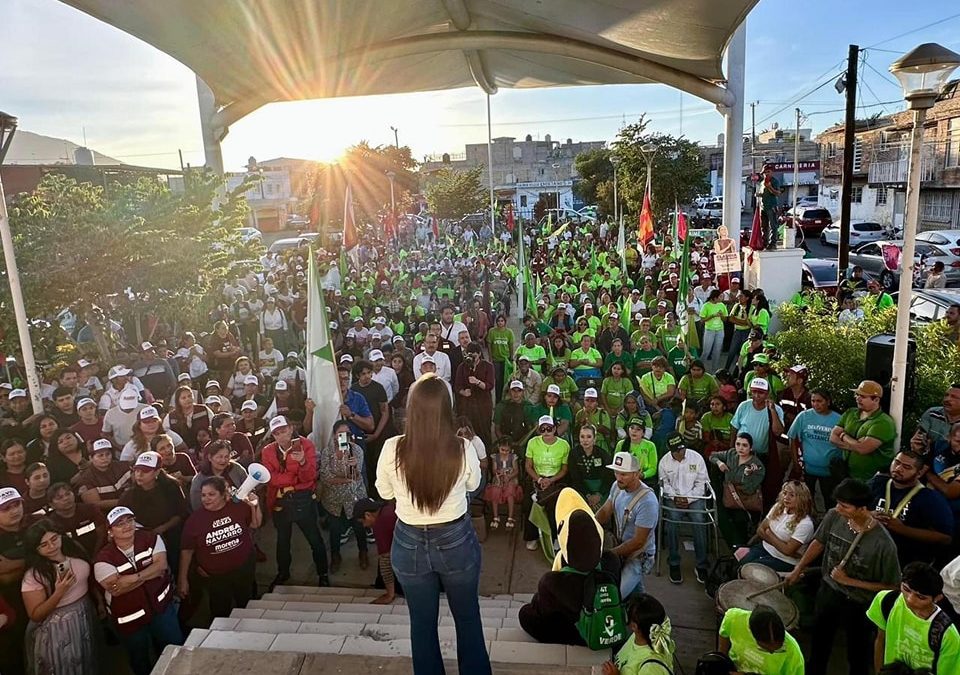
[714,369,739,412]
[676,402,703,452]
[602,593,675,675]
[485,438,521,530]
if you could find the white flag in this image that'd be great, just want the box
[306,252,342,448]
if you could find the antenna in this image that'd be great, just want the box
[82,126,87,146]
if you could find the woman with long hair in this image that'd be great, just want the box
[0,439,29,493]
[45,429,89,486]
[21,519,101,675]
[23,462,52,518]
[737,481,815,573]
[25,415,59,463]
[121,405,185,462]
[225,356,257,401]
[189,440,248,511]
[710,432,767,548]
[162,386,213,453]
[376,373,490,675]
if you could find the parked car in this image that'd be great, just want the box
[696,200,723,219]
[578,205,598,219]
[796,196,819,208]
[268,236,306,254]
[801,258,839,295]
[915,229,960,256]
[537,208,594,228]
[455,212,488,231]
[237,227,262,244]
[893,288,960,323]
[819,221,885,247]
[848,239,960,290]
[782,206,832,235]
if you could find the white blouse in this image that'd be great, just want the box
[376,436,481,526]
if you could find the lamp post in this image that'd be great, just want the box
[640,142,658,200]
[0,112,44,414]
[610,154,621,226]
[551,162,562,214]
[385,170,396,246]
[888,43,960,435]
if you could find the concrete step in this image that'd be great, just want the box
[259,591,528,610]
[231,604,521,629]
[185,627,608,668]
[247,597,522,618]
[270,585,533,604]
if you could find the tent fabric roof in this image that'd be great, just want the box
[60,0,755,123]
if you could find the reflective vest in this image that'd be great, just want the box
[95,530,172,634]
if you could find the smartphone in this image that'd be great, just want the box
[57,561,68,578]
[337,432,349,453]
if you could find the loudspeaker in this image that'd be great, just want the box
[865,333,916,413]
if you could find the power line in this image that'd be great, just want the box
[865,11,960,48]
[437,106,715,128]
[755,71,843,127]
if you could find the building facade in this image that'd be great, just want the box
[815,80,960,231]
[421,134,606,220]
[223,157,302,232]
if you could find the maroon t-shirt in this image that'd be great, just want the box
[181,500,253,574]
[372,501,398,556]
[71,419,105,449]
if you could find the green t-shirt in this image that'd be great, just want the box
[678,372,719,403]
[516,344,548,372]
[666,346,698,378]
[655,326,682,354]
[571,329,597,345]
[700,411,734,442]
[601,376,636,414]
[719,608,805,675]
[542,376,578,404]
[603,351,635,377]
[615,638,675,675]
[624,439,658,479]
[525,435,571,477]
[837,407,898,480]
[570,347,602,371]
[749,307,771,334]
[529,403,574,427]
[632,348,662,377]
[486,327,514,363]
[701,301,729,331]
[638,371,676,402]
[867,590,960,673]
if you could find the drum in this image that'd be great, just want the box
[739,562,781,587]
[716,580,798,630]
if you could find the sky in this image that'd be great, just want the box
[3,0,960,172]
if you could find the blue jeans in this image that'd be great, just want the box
[119,602,183,675]
[392,516,492,675]
[663,497,710,570]
[738,544,795,573]
[620,553,654,599]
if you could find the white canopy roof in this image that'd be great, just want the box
[60,0,755,127]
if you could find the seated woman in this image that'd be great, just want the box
[737,481,815,573]
[602,594,675,675]
[23,463,52,519]
[719,604,805,675]
[567,425,612,513]
[46,430,89,486]
[709,432,766,548]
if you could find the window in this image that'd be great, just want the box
[850,186,863,203]
[947,118,960,168]
[852,138,863,173]
[876,188,888,206]
[826,142,838,158]
[520,195,527,208]
[921,191,953,222]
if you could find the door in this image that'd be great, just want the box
[893,190,906,230]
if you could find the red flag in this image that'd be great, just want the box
[881,243,901,272]
[747,205,763,265]
[506,203,515,232]
[638,187,654,245]
[431,215,439,240]
[677,209,688,243]
[343,184,358,249]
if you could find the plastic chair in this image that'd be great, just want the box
[654,481,721,576]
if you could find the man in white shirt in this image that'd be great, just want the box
[438,305,468,346]
[692,275,718,307]
[413,334,452,382]
[372,316,393,341]
[419,356,453,405]
[369,350,399,403]
[102,387,147,448]
[658,433,711,585]
[98,366,140,412]
[258,337,284,378]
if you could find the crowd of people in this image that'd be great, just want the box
[0,211,959,675]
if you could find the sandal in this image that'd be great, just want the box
[505,518,516,529]
[490,519,500,529]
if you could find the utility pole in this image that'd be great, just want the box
[792,109,802,221]
[750,101,758,173]
[839,44,860,276]
[390,126,399,149]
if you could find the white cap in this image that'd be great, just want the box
[240,400,258,412]
[177,372,192,382]
[346,329,358,338]
[371,331,382,339]
[634,312,644,321]
[77,359,91,368]
[607,451,641,473]
[609,312,619,319]
[106,506,135,525]
[517,354,531,362]
[392,335,404,343]
[584,387,598,398]
[339,354,354,364]
[134,451,161,469]
[8,388,26,399]
[749,378,770,391]
[274,380,288,391]
[118,388,140,411]
[537,415,555,427]
[584,303,593,309]
[546,384,561,396]
[244,375,259,386]
[205,380,221,391]
[421,354,436,365]
[509,380,524,390]
[76,397,96,409]
[140,341,154,351]
[557,302,567,309]
[329,321,339,330]
[373,316,386,324]
[91,439,113,454]
[175,348,191,359]
[286,351,298,359]
[334,289,342,296]
[0,487,22,507]
[0,383,11,391]
[269,416,290,433]
[138,406,160,421]
[108,365,132,380]
[369,350,385,361]
[205,396,222,406]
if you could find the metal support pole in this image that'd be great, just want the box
[613,167,619,226]
[720,23,746,243]
[196,75,225,176]
[889,107,926,435]
[793,108,801,218]
[839,45,860,276]
[0,177,44,414]
[486,94,496,237]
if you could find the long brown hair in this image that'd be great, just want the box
[396,374,464,514]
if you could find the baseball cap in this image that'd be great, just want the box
[666,433,686,453]
[91,439,113,454]
[752,353,770,365]
[107,365,131,380]
[274,380,288,391]
[339,354,354,364]
[134,451,161,470]
[607,452,641,473]
[205,396,222,406]
[370,332,382,339]
[373,316,386,324]
[352,498,386,521]
[286,351,298,359]
[140,341,154,352]
[240,400,258,412]
[634,312,644,321]
[627,416,646,428]
[392,335,404,343]
[329,320,339,330]
[269,416,290,433]
[0,383,11,391]
[584,388,598,399]
[77,359,92,368]
[369,349,385,361]
[509,380,524,390]
[76,397,96,410]
[118,388,140,411]
[334,289,342,296]
[537,415,555,428]
[138,406,160,421]
[0,487,22,507]
[789,364,809,374]
[177,372,192,382]
[749,378,770,391]
[244,375,259,386]
[853,380,883,397]
[517,354,531,362]
[205,380,221,391]
[421,354,436,365]
[346,329,358,338]
[609,312,619,319]
[731,276,741,284]
[546,384,561,396]
[552,365,566,374]
[106,506,135,525]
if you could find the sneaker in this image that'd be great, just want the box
[669,566,683,585]
[339,531,351,546]
[318,575,330,588]
[526,540,539,551]
[695,567,708,585]
[366,528,376,544]
[268,573,290,593]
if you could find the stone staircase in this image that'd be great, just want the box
[154,585,609,673]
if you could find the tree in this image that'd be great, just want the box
[611,115,709,223]
[423,167,487,221]
[573,148,615,218]
[1,171,261,361]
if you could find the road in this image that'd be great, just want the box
[736,210,839,262]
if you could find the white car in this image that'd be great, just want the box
[915,229,960,256]
[796,196,819,208]
[238,227,262,243]
[696,200,723,219]
[819,221,885,247]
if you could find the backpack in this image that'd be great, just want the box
[705,555,739,599]
[880,590,953,672]
[561,566,628,650]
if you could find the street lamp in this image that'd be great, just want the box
[0,111,44,414]
[551,162,562,214]
[888,43,960,434]
[610,154,621,226]
[385,170,397,246]
[640,142,658,199]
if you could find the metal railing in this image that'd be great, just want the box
[868,153,938,183]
